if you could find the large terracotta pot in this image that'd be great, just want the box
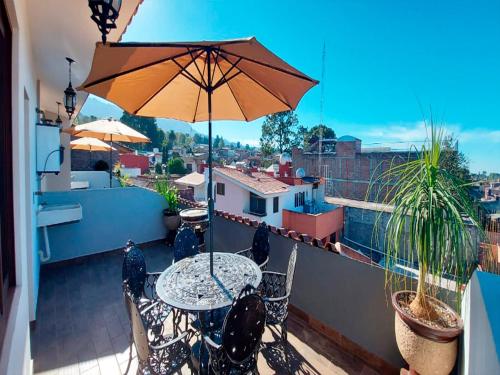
[392,291,463,375]
[163,209,181,231]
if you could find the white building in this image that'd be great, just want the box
[175,172,206,202]
[0,1,142,373]
[211,166,324,228]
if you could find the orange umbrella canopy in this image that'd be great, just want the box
[78,37,318,122]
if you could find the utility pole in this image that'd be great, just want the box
[318,41,326,176]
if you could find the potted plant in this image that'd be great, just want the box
[371,126,481,375]
[156,179,181,231]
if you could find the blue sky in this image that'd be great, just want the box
[98,0,500,172]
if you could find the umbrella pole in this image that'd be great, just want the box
[109,135,113,188]
[207,49,214,276]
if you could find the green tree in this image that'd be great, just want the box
[168,130,176,146]
[75,113,97,124]
[193,133,209,144]
[168,157,186,174]
[177,132,187,146]
[260,111,299,156]
[120,111,164,151]
[236,141,241,149]
[155,162,163,175]
[440,135,471,182]
[162,145,169,167]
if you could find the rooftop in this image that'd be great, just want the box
[175,172,205,186]
[215,167,290,195]
[32,243,380,375]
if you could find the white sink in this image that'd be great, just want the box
[37,203,82,227]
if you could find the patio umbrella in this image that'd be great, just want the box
[68,119,150,187]
[78,37,318,274]
[70,137,116,169]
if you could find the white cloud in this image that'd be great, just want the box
[359,121,499,145]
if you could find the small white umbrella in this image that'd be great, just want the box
[70,137,116,169]
[70,137,116,151]
[67,119,150,186]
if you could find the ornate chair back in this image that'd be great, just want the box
[251,222,270,265]
[286,245,298,296]
[122,240,146,300]
[174,227,199,262]
[222,285,266,365]
[125,292,150,364]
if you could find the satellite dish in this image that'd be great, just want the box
[279,153,291,165]
[296,168,306,178]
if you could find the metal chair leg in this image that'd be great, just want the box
[281,318,288,344]
[124,329,133,375]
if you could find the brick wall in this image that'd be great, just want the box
[292,146,415,201]
[71,149,119,171]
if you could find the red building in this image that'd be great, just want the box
[119,153,149,174]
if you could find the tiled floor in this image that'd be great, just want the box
[32,243,380,374]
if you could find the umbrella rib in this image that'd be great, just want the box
[212,57,243,91]
[172,59,207,90]
[189,49,207,88]
[217,53,293,110]
[213,61,248,121]
[133,50,205,115]
[221,50,318,83]
[81,47,203,89]
[192,55,208,123]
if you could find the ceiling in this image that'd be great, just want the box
[28,0,143,122]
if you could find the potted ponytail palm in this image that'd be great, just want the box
[373,127,480,375]
[156,179,181,231]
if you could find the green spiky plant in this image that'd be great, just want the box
[370,125,481,321]
[155,179,179,214]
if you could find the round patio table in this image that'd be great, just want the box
[156,252,262,311]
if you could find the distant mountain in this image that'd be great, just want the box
[80,95,197,135]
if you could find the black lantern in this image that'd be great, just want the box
[88,0,122,44]
[64,57,76,120]
[55,102,63,128]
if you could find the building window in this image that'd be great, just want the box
[273,197,279,213]
[186,163,193,172]
[294,191,305,207]
[249,193,266,216]
[216,182,225,196]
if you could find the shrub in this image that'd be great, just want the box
[155,162,163,175]
[168,158,186,174]
[155,180,179,214]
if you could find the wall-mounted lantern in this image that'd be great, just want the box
[64,57,76,120]
[55,101,63,129]
[88,0,122,44]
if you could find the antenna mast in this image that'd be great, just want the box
[318,41,326,176]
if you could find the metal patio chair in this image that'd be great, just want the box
[125,292,194,374]
[259,244,298,345]
[122,240,179,372]
[173,226,199,263]
[236,221,270,270]
[204,285,266,374]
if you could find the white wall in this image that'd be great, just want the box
[42,110,71,192]
[1,0,37,373]
[71,171,120,189]
[212,173,286,227]
[460,271,500,374]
